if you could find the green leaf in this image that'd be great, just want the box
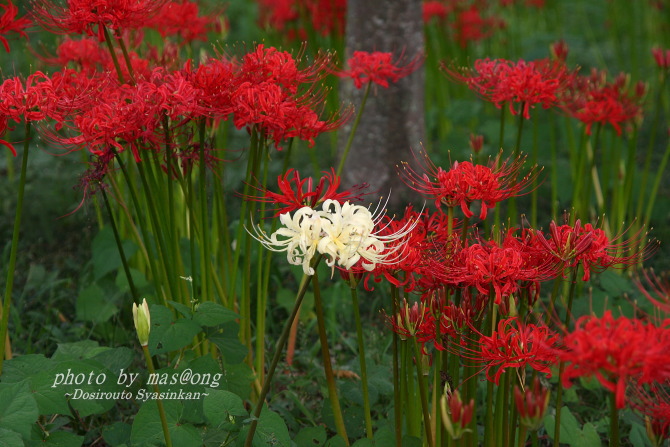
[351,439,373,447]
[39,431,85,447]
[51,341,108,362]
[294,426,327,447]
[575,422,602,447]
[168,300,194,318]
[193,302,239,327]
[203,389,248,429]
[149,304,202,355]
[1,354,50,383]
[239,406,290,447]
[102,422,132,447]
[0,382,39,440]
[543,406,581,445]
[208,322,248,364]
[90,347,134,376]
[92,227,138,280]
[131,400,201,447]
[76,284,118,323]
[0,427,24,447]
[324,435,348,447]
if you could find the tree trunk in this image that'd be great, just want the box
[339,0,425,212]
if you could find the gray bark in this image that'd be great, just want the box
[339,0,425,212]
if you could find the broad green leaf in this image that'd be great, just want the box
[543,406,581,445]
[294,426,327,447]
[1,354,50,383]
[38,431,84,447]
[575,422,602,447]
[203,389,248,428]
[239,406,290,447]
[0,427,23,447]
[102,422,131,446]
[208,322,248,364]
[149,304,202,355]
[193,302,239,327]
[324,435,348,447]
[51,341,108,362]
[0,382,39,440]
[76,283,118,324]
[131,400,201,447]
[91,347,134,375]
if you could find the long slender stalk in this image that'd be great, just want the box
[348,272,373,439]
[553,268,578,446]
[336,82,371,177]
[609,391,620,447]
[413,338,435,447]
[390,284,402,447]
[101,188,139,302]
[313,271,349,445]
[243,256,321,447]
[142,345,173,447]
[0,121,31,374]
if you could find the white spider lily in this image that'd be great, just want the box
[248,199,420,276]
[247,206,323,275]
[317,199,418,273]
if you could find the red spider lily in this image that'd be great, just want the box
[41,37,111,73]
[336,50,422,89]
[444,57,572,119]
[0,0,31,52]
[468,133,484,154]
[561,68,644,136]
[0,72,61,155]
[422,1,452,23]
[652,47,670,69]
[514,376,550,430]
[237,44,329,93]
[29,0,167,40]
[54,79,165,161]
[244,168,369,216]
[399,150,540,220]
[558,311,670,409]
[256,0,345,38]
[226,45,349,148]
[441,390,474,440]
[629,383,670,446]
[634,268,670,316]
[550,40,569,62]
[434,292,487,350]
[144,0,216,43]
[388,298,436,345]
[452,5,505,48]
[361,206,430,292]
[530,219,652,281]
[452,317,560,385]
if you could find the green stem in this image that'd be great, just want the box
[101,188,139,302]
[102,26,126,84]
[609,392,620,447]
[113,28,136,85]
[0,121,31,374]
[142,345,173,447]
[349,272,373,438]
[243,256,321,447]
[413,338,435,447]
[390,285,402,447]
[553,268,578,446]
[336,83,371,177]
[313,271,349,445]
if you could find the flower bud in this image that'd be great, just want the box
[440,390,474,440]
[133,298,151,347]
[514,377,550,430]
